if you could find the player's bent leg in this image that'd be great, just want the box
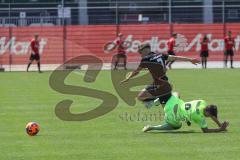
[137,89,154,101]
[142,123,181,132]
[139,82,172,108]
[137,89,156,108]
[26,60,33,72]
[37,60,42,73]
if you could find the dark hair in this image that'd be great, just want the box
[203,35,208,40]
[172,33,177,37]
[207,104,218,118]
[138,43,151,52]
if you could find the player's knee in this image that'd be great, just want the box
[137,95,144,101]
[137,92,146,101]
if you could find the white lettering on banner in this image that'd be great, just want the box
[0,37,47,55]
[235,35,240,50]
[123,33,240,53]
[0,37,11,55]
[175,34,188,52]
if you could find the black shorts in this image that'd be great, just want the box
[200,51,209,57]
[168,51,175,56]
[116,53,127,58]
[145,80,172,104]
[224,50,234,56]
[29,53,40,61]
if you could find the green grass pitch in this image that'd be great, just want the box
[0,69,240,160]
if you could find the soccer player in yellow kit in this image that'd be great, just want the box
[143,94,229,133]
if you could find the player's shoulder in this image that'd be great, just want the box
[141,52,156,61]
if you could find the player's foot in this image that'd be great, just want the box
[38,71,43,73]
[124,67,127,70]
[231,66,234,69]
[142,125,152,132]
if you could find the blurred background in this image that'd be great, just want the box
[0,0,240,71]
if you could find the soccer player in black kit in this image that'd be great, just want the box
[120,43,199,107]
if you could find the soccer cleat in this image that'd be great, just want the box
[142,125,151,132]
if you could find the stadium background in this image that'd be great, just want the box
[1,1,240,159]
[0,0,240,70]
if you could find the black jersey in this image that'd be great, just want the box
[139,53,169,84]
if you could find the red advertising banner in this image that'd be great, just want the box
[0,23,240,65]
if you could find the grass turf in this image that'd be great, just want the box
[0,69,239,160]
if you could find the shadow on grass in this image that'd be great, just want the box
[145,130,201,134]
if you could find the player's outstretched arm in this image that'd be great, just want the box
[210,115,222,127]
[120,67,143,84]
[168,55,200,65]
[201,121,229,133]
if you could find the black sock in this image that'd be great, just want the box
[37,62,41,72]
[201,59,204,68]
[205,60,207,68]
[124,60,127,69]
[27,63,31,71]
[114,61,118,69]
[230,59,233,67]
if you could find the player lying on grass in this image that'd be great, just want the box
[142,94,229,133]
[120,43,199,107]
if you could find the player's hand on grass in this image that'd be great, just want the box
[220,121,229,131]
[190,58,200,65]
[186,121,191,126]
